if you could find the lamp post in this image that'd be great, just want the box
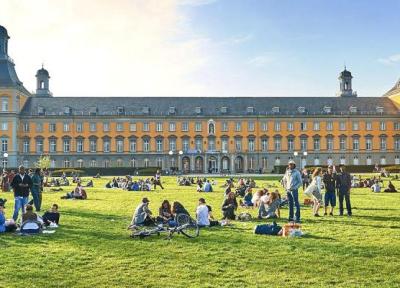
[302,151,308,169]
[3,152,8,169]
[178,150,183,173]
[168,150,173,174]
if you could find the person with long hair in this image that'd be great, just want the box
[309,167,323,217]
[221,191,238,222]
[172,201,190,217]
[158,200,173,223]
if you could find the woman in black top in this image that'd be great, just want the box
[172,201,190,217]
[222,192,238,221]
[42,204,60,226]
[157,200,173,223]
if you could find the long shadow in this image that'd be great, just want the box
[357,207,400,211]
[62,209,127,221]
[351,215,400,222]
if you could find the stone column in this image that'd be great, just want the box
[204,154,208,174]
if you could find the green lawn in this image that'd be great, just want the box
[1,176,400,288]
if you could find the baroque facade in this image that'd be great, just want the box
[1,25,400,173]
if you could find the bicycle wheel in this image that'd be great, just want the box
[130,226,157,239]
[176,213,191,226]
[179,218,200,238]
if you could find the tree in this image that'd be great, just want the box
[36,155,51,170]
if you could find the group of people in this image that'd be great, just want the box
[0,165,60,234]
[106,171,164,191]
[129,197,217,229]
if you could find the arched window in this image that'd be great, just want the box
[208,122,215,134]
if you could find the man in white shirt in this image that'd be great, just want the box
[196,198,210,227]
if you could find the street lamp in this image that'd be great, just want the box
[168,150,173,156]
[3,152,8,169]
[178,150,183,155]
[302,151,308,169]
[293,151,298,157]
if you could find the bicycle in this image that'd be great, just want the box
[129,213,200,240]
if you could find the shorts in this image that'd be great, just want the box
[312,189,323,203]
[324,191,336,207]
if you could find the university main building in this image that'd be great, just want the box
[1,25,400,173]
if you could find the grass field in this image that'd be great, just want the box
[1,175,400,288]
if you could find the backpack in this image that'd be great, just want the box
[237,212,252,221]
[254,222,282,236]
[20,221,43,235]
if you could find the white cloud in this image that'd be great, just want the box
[378,54,400,65]
[179,0,218,6]
[0,0,213,96]
[225,33,253,45]
[246,54,275,67]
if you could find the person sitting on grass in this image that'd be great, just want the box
[0,199,17,233]
[221,192,238,222]
[86,180,94,187]
[259,190,281,219]
[157,200,173,224]
[384,181,397,193]
[129,198,153,229]
[240,188,254,208]
[203,180,213,192]
[251,189,265,208]
[172,201,190,217]
[197,182,203,192]
[42,204,60,226]
[61,183,87,200]
[22,204,43,224]
[371,180,381,193]
[196,198,210,227]
[105,181,112,189]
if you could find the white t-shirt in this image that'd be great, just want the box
[260,194,269,204]
[196,204,210,226]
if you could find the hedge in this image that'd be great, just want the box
[49,167,161,177]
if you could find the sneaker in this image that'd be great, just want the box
[314,214,320,217]
[329,212,334,216]
[339,214,344,216]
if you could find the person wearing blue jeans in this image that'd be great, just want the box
[10,165,33,221]
[29,168,42,212]
[282,160,302,223]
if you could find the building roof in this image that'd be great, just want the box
[0,58,31,94]
[384,78,400,97]
[339,69,352,78]
[20,96,399,117]
[0,25,9,38]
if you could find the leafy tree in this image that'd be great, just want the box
[36,155,51,169]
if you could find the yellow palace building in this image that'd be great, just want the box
[1,25,400,173]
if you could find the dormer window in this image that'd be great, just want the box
[169,106,176,115]
[247,106,254,114]
[323,106,332,114]
[142,106,150,115]
[64,106,71,115]
[349,106,357,113]
[195,107,202,114]
[38,106,45,116]
[297,106,306,113]
[376,106,384,113]
[117,106,124,115]
[89,106,98,116]
[272,107,280,113]
[220,106,227,114]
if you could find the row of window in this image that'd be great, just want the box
[19,136,398,154]
[21,120,398,133]
[16,154,397,170]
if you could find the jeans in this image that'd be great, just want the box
[13,196,29,221]
[29,188,42,212]
[287,189,300,222]
[338,190,352,215]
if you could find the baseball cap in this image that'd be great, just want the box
[288,160,296,165]
[142,197,150,203]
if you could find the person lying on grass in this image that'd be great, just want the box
[128,197,153,229]
[60,183,87,200]
[42,204,60,227]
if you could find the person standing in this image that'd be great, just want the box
[10,165,33,221]
[323,165,337,216]
[29,168,43,212]
[153,170,164,190]
[337,164,352,216]
[282,160,302,223]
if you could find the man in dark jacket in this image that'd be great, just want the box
[336,164,352,216]
[10,165,33,221]
[323,165,337,216]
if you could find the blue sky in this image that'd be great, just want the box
[1,0,399,97]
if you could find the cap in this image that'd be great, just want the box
[142,197,150,203]
[288,160,296,165]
